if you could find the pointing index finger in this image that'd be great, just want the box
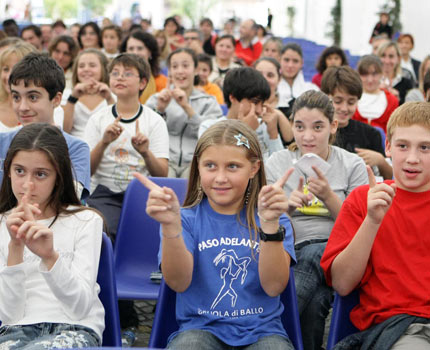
[115,114,122,123]
[133,172,162,191]
[367,165,376,188]
[275,167,295,188]
[135,119,140,135]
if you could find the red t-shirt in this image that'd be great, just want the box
[235,40,263,66]
[321,182,430,331]
[352,89,399,133]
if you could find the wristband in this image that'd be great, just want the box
[67,95,79,104]
[257,212,278,223]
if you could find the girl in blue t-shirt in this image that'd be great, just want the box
[135,119,296,350]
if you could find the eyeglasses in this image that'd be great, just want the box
[110,71,140,79]
[184,36,200,41]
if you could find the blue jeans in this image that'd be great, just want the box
[294,241,333,350]
[0,323,100,350]
[167,329,294,350]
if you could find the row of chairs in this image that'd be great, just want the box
[99,177,360,348]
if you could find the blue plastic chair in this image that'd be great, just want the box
[149,268,304,350]
[326,290,360,350]
[98,232,122,347]
[373,126,386,149]
[220,104,229,116]
[114,177,188,300]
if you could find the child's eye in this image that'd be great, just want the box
[14,167,24,176]
[36,171,48,179]
[228,164,239,169]
[204,162,215,169]
[397,144,407,149]
[314,125,322,131]
[11,94,20,102]
[294,125,303,130]
[420,145,430,151]
[29,94,38,102]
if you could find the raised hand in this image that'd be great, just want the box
[133,173,181,230]
[261,104,279,138]
[157,88,173,112]
[258,168,294,223]
[131,119,149,155]
[366,166,396,225]
[287,175,313,215]
[97,82,113,101]
[171,87,188,109]
[307,166,332,202]
[102,114,123,145]
[238,102,259,131]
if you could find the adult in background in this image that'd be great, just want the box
[199,18,216,56]
[183,29,204,54]
[209,35,241,88]
[397,33,421,86]
[235,19,262,66]
[78,22,102,50]
[20,25,43,51]
[377,41,414,105]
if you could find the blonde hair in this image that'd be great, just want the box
[71,48,109,86]
[377,41,402,78]
[0,42,36,102]
[153,29,171,62]
[184,119,265,249]
[418,55,430,93]
[386,102,430,141]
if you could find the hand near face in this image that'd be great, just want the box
[133,173,181,230]
[131,119,150,156]
[171,87,188,109]
[366,166,396,225]
[355,148,385,167]
[102,114,123,145]
[261,104,280,138]
[157,88,173,112]
[97,82,113,100]
[258,168,294,222]
[238,102,259,131]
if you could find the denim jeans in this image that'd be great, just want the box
[0,323,100,350]
[294,241,333,350]
[167,329,294,350]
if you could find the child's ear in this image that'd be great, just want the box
[385,138,391,158]
[249,159,261,179]
[139,78,147,91]
[330,119,338,134]
[52,92,62,108]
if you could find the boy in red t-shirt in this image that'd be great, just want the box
[321,102,430,349]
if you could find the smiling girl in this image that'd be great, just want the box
[63,49,115,139]
[0,123,104,348]
[146,48,222,178]
[265,90,367,350]
[136,119,296,350]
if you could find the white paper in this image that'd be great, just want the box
[293,153,331,178]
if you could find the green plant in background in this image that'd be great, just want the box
[44,0,113,20]
[381,0,402,34]
[326,0,341,46]
[287,6,296,37]
[169,0,217,27]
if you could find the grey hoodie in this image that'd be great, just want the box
[146,89,223,167]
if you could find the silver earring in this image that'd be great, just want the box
[244,182,251,206]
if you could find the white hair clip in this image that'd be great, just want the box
[234,133,250,149]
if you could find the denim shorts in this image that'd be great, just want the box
[0,323,100,350]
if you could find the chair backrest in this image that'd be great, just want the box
[373,125,386,149]
[114,177,188,300]
[148,268,304,350]
[98,232,122,347]
[326,290,360,350]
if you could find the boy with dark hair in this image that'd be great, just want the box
[84,53,168,238]
[196,53,224,104]
[199,66,283,158]
[321,66,393,179]
[0,52,91,200]
[21,25,43,50]
[321,102,430,349]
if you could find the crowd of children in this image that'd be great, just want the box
[0,13,430,350]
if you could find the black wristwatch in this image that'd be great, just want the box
[259,225,286,242]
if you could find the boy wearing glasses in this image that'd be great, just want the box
[84,53,169,239]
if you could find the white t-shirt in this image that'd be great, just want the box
[0,208,105,340]
[71,100,109,141]
[357,91,388,121]
[85,104,169,193]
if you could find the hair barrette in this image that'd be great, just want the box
[234,133,250,149]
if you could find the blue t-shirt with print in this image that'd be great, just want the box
[161,198,296,346]
[0,129,91,200]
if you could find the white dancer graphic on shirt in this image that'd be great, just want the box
[211,249,251,309]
